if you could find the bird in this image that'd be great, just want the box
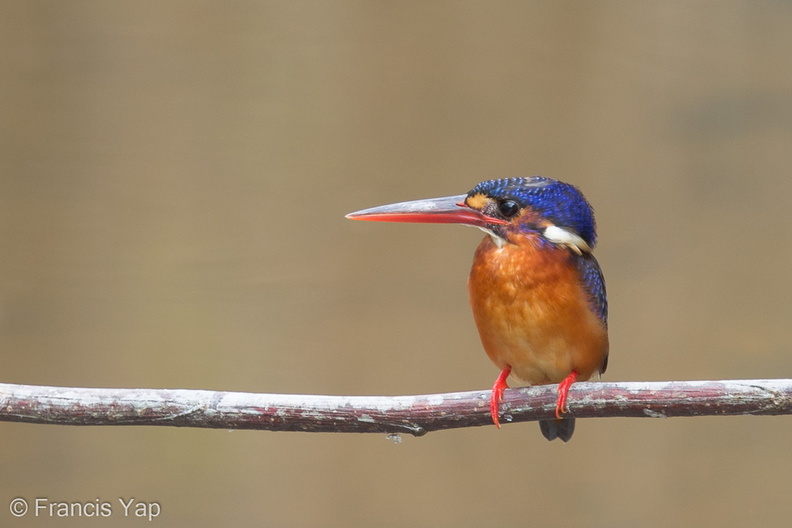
[346,177,608,442]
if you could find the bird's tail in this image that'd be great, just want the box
[539,418,575,442]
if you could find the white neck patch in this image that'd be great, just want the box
[475,226,507,248]
[473,224,590,252]
[542,225,591,254]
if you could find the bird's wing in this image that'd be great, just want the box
[577,254,608,327]
[577,253,608,374]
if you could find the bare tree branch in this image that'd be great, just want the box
[0,380,790,436]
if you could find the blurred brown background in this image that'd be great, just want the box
[2,1,792,526]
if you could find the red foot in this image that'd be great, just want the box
[490,367,511,428]
[555,370,579,419]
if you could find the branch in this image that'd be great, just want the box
[0,380,790,436]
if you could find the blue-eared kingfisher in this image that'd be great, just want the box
[346,177,608,442]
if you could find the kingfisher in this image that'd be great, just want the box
[346,177,608,442]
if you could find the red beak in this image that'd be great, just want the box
[345,194,507,228]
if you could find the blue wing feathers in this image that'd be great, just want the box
[577,254,608,327]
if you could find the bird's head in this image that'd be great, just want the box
[346,177,597,254]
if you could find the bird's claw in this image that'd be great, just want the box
[554,370,579,419]
[490,367,511,428]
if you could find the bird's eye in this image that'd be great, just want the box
[498,199,520,218]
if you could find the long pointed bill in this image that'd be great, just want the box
[345,194,507,228]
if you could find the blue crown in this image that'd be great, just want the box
[468,177,597,247]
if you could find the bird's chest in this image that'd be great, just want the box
[467,236,606,384]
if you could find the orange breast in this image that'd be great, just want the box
[467,235,608,385]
